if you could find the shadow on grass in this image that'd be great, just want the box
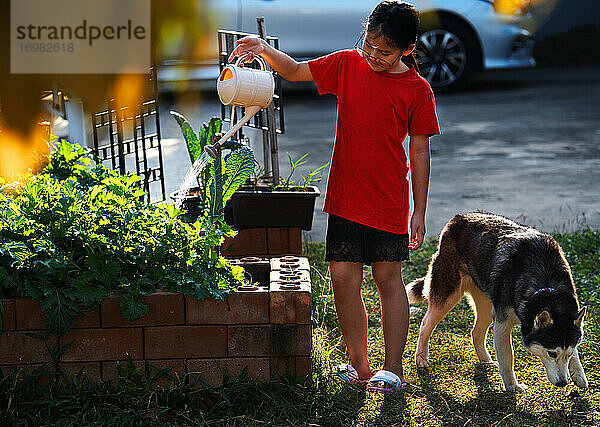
[377,391,411,425]
[411,362,596,426]
[310,383,370,426]
[413,364,535,426]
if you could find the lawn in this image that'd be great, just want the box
[1,230,599,426]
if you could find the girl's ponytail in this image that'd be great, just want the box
[366,1,420,72]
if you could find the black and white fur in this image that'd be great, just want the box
[407,212,587,391]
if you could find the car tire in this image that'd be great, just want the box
[414,15,481,92]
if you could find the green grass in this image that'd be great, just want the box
[1,231,599,426]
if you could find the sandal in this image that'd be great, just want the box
[332,363,369,386]
[367,370,407,394]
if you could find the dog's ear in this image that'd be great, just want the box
[575,307,586,328]
[534,309,553,330]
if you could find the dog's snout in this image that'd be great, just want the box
[555,380,568,388]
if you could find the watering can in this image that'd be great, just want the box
[205,54,275,158]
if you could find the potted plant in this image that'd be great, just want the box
[170,112,326,231]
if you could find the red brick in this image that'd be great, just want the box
[2,363,55,385]
[296,356,312,386]
[269,287,311,325]
[270,269,311,284]
[232,258,271,286]
[101,292,185,327]
[270,356,296,380]
[73,306,101,329]
[102,359,185,388]
[60,362,102,383]
[185,292,269,325]
[228,325,311,357]
[0,365,17,377]
[0,362,100,385]
[270,256,310,271]
[0,331,56,364]
[16,299,101,330]
[144,326,227,359]
[187,357,269,387]
[60,328,143,362]
[267,228,302,255]
[271,356,312,385]
[15,299,45,330]
[1,299,16,331]
[222,229,267,256]
[101,359,143,381]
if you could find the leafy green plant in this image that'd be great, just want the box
[170,112,222,164]
[221,146,256,203]
[171,112,325,197]
[0,139,247,336]
[272,153,328,192]
[170,112,254,218]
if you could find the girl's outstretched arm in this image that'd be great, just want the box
[408,134,431,250]
[228,36,314,82]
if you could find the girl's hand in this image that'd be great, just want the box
[409,212,426,251]
[228,36,266,63]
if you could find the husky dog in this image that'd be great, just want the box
[407,212,587,391]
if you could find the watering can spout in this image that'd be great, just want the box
[204,105,262,158]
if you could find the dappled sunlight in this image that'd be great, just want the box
[495,0,560,17]
[109,74,146,115]
[0,122,52,181]
[304,238,600,425]
[354,393,385,424]
[0,0,214,148]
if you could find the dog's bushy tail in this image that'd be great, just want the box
[406,278,427,304]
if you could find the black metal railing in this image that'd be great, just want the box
[91,67,166,204]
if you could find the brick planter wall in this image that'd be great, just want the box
[221,227,302,257]
[0,255,312,387]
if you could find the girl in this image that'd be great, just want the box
[229,1,440,393]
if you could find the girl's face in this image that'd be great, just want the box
[358,31,414,73]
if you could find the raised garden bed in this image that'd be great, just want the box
[0,256,312,387]
[221,227,302,257]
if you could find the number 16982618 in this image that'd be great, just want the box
[20,42,74,53]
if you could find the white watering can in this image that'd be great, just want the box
[205,54,275,158]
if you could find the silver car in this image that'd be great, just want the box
[160,0,536,91]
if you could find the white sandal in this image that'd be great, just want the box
[367,370,407,394]
[332,364,368,386]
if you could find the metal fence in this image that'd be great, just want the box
[91,67,166,204]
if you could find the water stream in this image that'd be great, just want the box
[173,151,212,208]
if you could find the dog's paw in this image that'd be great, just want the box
[415,352,429,368]
[505,383,528,392]
[571,372,588,389]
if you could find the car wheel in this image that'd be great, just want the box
[414,15,481,92]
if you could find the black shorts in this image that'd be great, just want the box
[325,214,409,265]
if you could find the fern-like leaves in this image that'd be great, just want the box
[222,146,255,203]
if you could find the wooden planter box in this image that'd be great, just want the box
[0,256,312,388]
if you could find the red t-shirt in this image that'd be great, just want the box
[308,49,440,234]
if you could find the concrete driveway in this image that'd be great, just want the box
[159,65,600,242]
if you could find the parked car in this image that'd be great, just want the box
[158,0,536,92]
